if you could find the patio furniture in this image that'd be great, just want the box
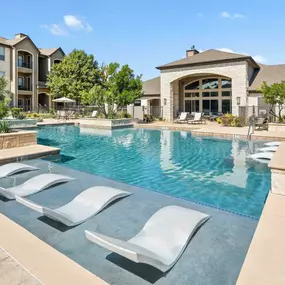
[255,117,268,131]
[85,205,210,272]
[91,111,98,117]
[264,141,281,147]
[67,110,75,119]
[249,152,274,161]
[258,146,278,152]
[175,112,188,123]
[264,142,281,146]
[16,186,132,226]
[0,174,74,200]
[0,163,38,179]
[187,112,205,124]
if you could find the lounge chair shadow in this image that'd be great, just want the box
[38,216,75,232]
[106,253,166,283]
[0,196,9,202]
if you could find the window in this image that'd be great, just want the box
[185,80,199,90]
[222,100,231,113]
[18,77,24,87]
[222,91,231,97]
[202,78,219,89]
[0,71,5,77]
[0,47,4,61]
[202,92,210,97]
[185,92,199,98]
[18,55,23,67]
[185,100,199,113]
[221,79,231,89]
[134,100,141,106]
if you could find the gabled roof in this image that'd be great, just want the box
[156,49,259,70]
[143,76,160,95]
[249,64,285,91]
[39,47,65,57]
[5,35,40,53]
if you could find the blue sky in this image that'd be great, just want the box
[1,0,285,80]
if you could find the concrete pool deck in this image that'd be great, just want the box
[0,159,257,285]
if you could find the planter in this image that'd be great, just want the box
[0,119,37,128]
[79,118,133,130]
[268,123,285,132]
[0,131,37,149]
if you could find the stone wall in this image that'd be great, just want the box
[0,131,37,149]
[160,61,248,121]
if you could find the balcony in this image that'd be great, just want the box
[18,61,32,69]
[18,84,32,95]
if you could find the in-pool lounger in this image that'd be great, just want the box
[258,146,278,152]
[16,186,131,226]
[249,152,274,162]
[264,141,281,147]
[0,163,38,179]
[85,205,210,272]
[0,173,74,200]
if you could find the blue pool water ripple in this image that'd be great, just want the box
[37,126,271,218]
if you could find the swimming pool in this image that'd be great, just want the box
[37,125,270,218]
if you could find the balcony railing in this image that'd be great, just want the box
[18,85,32,91]
[18,61,32,69]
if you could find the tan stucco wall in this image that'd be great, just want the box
[0,45,11,93]
[160,61,248,121]
[50,49,64,68]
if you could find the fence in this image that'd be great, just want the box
[238,105,275,125]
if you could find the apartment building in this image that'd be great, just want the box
[0,33,64,111]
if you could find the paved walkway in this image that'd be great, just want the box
[0,248,42,285]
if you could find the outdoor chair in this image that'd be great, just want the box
[0,173,74,200]
[16,186,131,227]
[255,117,268,131]
[175,112,188,123]
[0,163,38,179]
[188,112,205,124]
[85,205,210,272]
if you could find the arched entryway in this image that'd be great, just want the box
[38,93,50,109]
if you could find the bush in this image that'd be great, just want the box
[158,116,164,121]
[143,114,154,123]
[0,120,11,133]
[117,111,132,119]
[0,101,10,119]
[220,114,245,127]
[27,113,40,118]
[11,108,23,119]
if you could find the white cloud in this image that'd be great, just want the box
[41,24,68,36]
[64,15,92,32]
[220,12,245,19]
[217,48,267,63]
[253,55,267,63]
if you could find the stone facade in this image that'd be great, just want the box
[0,131,37,150]
[160,61,249,121]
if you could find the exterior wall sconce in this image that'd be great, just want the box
[164,98,167,106]
[236,97,241,106]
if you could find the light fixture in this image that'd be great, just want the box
[236,97,241,106]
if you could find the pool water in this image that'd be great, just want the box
[37,126,270,218]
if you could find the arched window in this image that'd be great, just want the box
[221,78,231,89]
[202,78,219,90]
[185,80,199,90]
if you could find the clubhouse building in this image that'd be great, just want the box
[142,49,285,121]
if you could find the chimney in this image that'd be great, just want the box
[15,33,27,39]
[186,48,199,58]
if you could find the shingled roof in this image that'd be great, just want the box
[156,49,259,70]
[143,76,160,95]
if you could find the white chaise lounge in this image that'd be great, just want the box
[249,152,274,162]
[175,112,188,123]
[16,186,131,226]
[85,205,210,272]
[187,112,205,124]
[259,146,278,152]
[0,163,38,179]
[0,173,74,200]
[264,141,281,147]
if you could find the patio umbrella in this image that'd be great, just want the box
[52,97,76,110]
[52,97,76,103]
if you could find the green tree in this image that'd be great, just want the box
[260,81,285,122]
[0,77,13,101]
[82,63,142,118]
[47,49,100,103]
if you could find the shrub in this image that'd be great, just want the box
[117,111,132,119]
[220,114,245,127]
[230,116,245,127]
[143,114,154,123]
[0,120,11,133]
[27,113,40,118]
[0,101,10,119]
[158,116,164,121]
[11,108,23,119]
